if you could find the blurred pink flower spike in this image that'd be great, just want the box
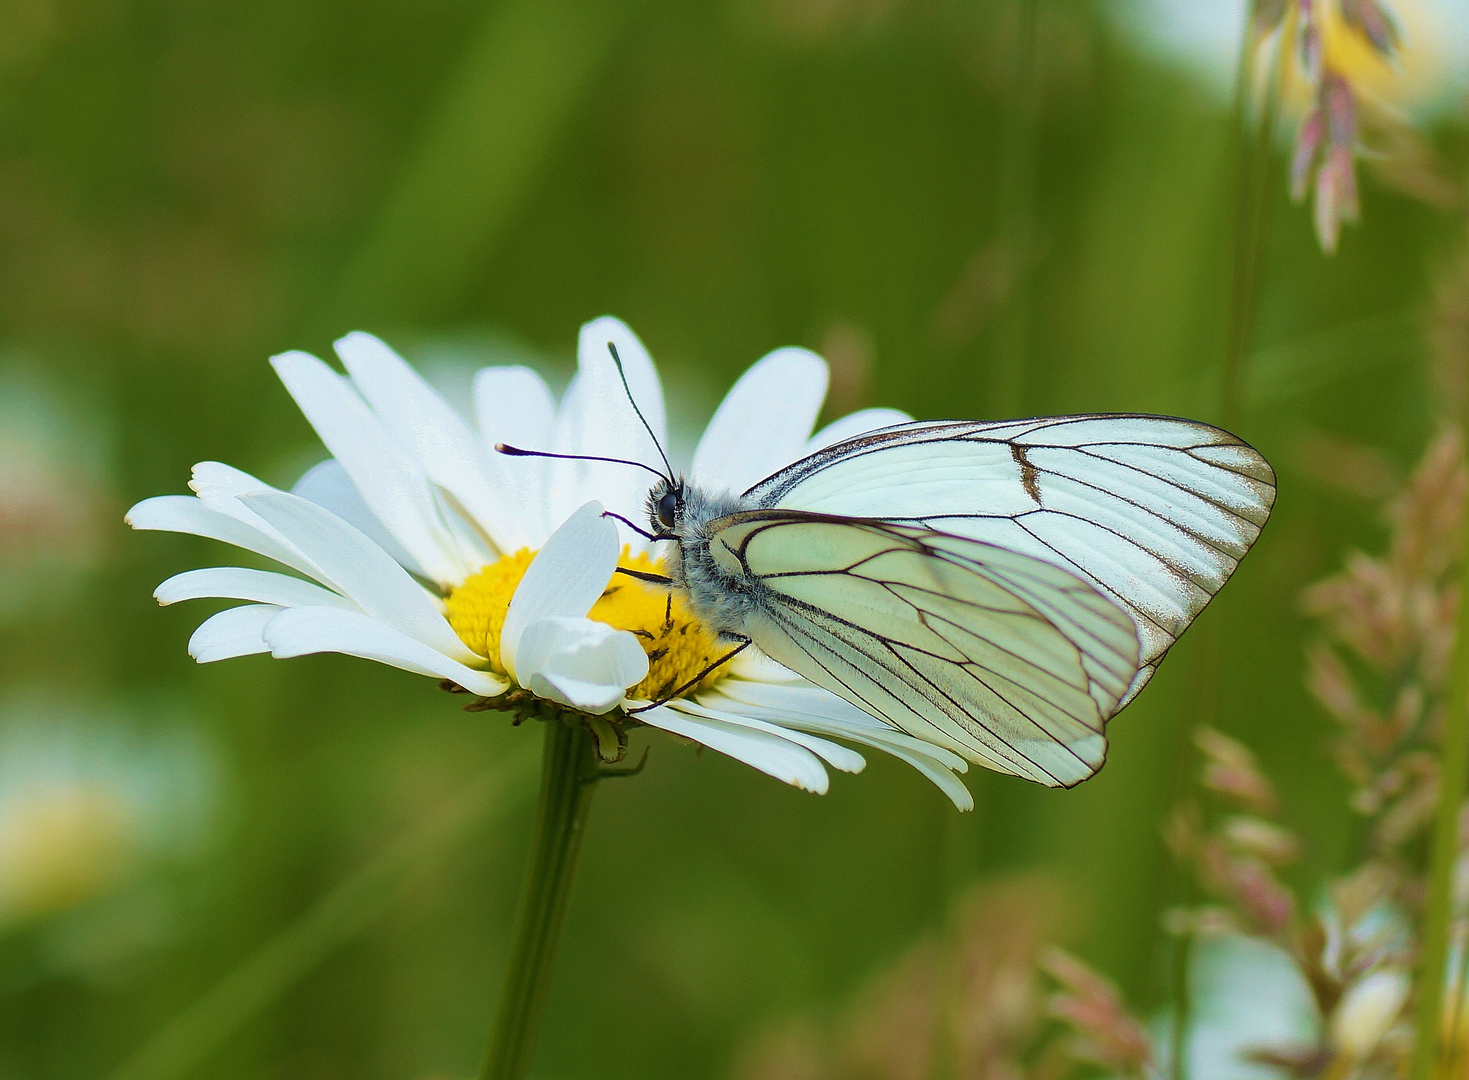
[1341,0,1400,55]
[1298,0,1323,81]
[1300,74,1362,254]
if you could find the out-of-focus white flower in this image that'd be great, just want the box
[0,695,217,931]
[1154,933,1320,1080]
[130,318,973,806]
[1329,967,1409,1059]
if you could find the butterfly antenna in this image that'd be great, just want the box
[607,341,675,481]
[494,443,668,482]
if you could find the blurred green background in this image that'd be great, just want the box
[1,0,1467,1076]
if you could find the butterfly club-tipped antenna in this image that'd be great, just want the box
[493,442,668,483]
[606,341,675,485]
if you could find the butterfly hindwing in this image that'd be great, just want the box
[742,414,1275,707]
[703,512,1140,787]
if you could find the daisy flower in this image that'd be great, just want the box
[128,317,973,809]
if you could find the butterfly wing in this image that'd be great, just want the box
[742,414,1275,705]
[703,511,1140,786]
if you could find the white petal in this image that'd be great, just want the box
[715,679,968,769]
[334,332,526,553]
[126,495,319,580]
[637,705,830,793]
[805,407,913,455]
[515,617,649,714]
[271,349,470,585]
[704,680,973,810]
[189,463,328,576]
[292,459,426,577]
[551,317,667,548]
[727,645,805,684]
[656,697,866,773]
[239,490,481,665]
[188,604,280,663]
[475,365,557,543]
[156,567,354,610]
[262,606,508,696]
[500,501,617,680]
[691,347,828,494]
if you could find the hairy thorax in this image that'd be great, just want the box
[661,483,762,640]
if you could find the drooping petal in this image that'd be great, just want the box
[126,495,319,580]
[187,604,281,662]
[636,705,830,793]
[239,490,481,665]
[658,696,866,774]
[474,365,558,543]
[701,680,973,810]
[271,349,472,585]
[292,459,425,577]
[499,501,618,680]
[691,347,828,494]
[551,317,667,547]
[262,606,508,696]
[514,617,649,714]
[805,408,913,456]
[334,332,528,553]
[156,567,354,610]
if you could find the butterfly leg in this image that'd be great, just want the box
[626,636,751,714]
[614,566,674,586]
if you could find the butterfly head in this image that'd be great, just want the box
[647,476,685,538]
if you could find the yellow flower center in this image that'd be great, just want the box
[445,547,729,704]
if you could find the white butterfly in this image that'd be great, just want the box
[502,366,1276,789]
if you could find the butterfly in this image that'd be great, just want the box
[503,352,1276,788]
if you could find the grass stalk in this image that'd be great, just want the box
[106,747,537,1080]
[1167,13,1277,1080]
[1409,461,1469,1080]
[479,718,598,1080]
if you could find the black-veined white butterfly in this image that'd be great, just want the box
[502,354,1276,789]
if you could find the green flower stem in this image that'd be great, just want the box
[1409,476,1469,1080]
[480,717,598,1080]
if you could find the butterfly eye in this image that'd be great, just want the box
[656,490,679,531]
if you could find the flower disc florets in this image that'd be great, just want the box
[447,547,726,704]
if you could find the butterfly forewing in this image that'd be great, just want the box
[705,513,1140,787]
[741,414,1275,710]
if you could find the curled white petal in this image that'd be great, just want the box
[515,617,649,715]
[188,604,281,663]
[500,501,617,680]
